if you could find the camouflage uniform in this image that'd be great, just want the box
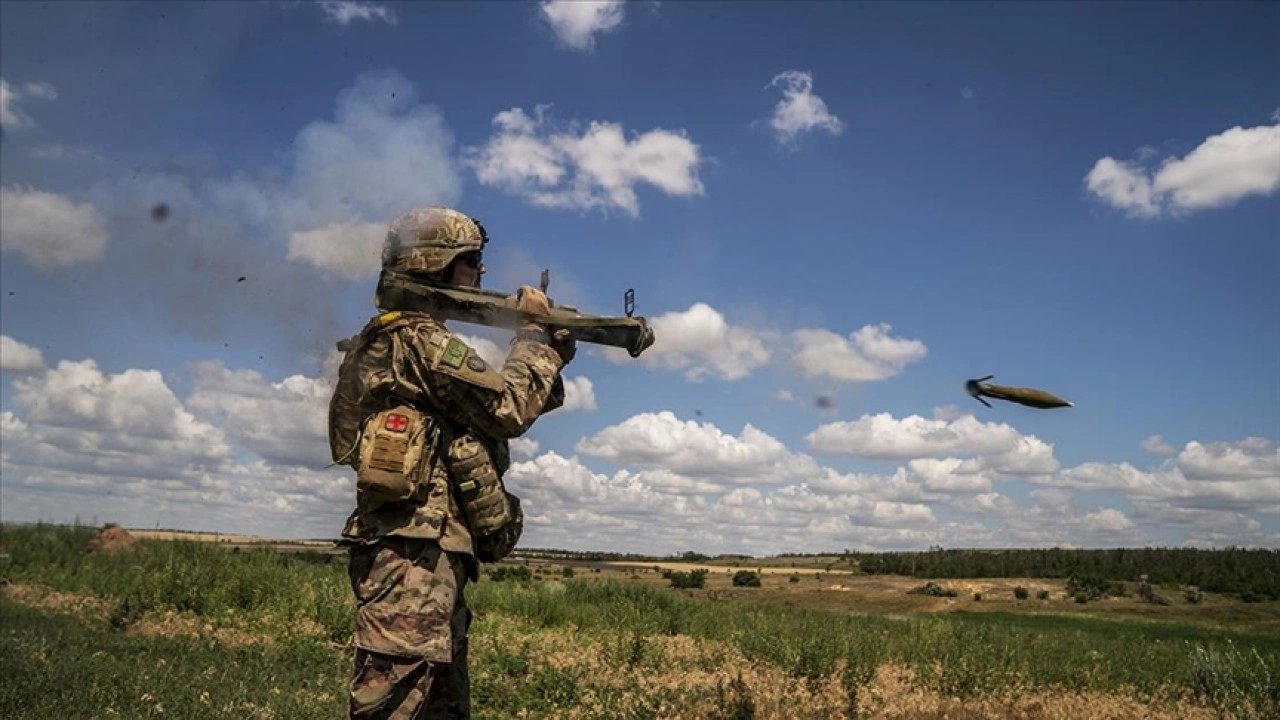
[330,207,568,719]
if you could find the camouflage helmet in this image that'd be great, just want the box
[381,207,488,275]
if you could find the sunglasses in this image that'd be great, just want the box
[457,253,483,270]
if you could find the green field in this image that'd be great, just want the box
[2,523,1277,719]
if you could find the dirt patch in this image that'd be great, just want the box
[0,582,112,621]
[87,524,138,554]
[130,610,276,650]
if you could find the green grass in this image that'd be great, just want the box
[0,597,348,719]
[3,523,1278,718]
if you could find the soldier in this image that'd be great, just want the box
[327,206,575,719]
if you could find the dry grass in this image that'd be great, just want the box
[471,613,1223,720]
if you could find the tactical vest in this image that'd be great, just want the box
[329,311,523,563]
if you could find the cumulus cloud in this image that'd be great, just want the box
[0,355,350,538]
[609,303,771,381]
[0,78,57,129]
[539,0,625,51]
[576,410,820,485]
[1085,116,1280,217]
[465,105,704,217]
[765,71,844,145]
[1141,434,1176,455]
[8,359,231,468]
[807,412,1057,473]
[1175,438,1279,481]
[559,375,598,413]
[317,1,397,25]
[0,187,110,269]
[1038,438,1280,514]
[0,335,46,374]
[186,361,333,468]
[791,324,927,382]
[508,437,540,460]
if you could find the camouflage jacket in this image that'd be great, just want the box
[330,309,565,555]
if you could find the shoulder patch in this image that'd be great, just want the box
[429,334,505,392]
[441,338,469,369]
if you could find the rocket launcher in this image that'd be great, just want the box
[374,269,657,358]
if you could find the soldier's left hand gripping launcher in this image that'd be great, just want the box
[374,268,657,358]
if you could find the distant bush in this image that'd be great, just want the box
[1036,589,1050,601]
[561,567,575,579]
[908,581,957,598]
[732,570,761,588]
[1014,586,1029,600]
[1066,574,1125,601]
[488,565,533,583]
[1182,585,1202,604]
[1074,592,1089,604]
[789,574,800,584]
[973,592,983,602]
[668,569,708,590]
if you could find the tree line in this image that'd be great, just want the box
[850,547,1278,600]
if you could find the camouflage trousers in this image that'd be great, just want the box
[346,537,474,719]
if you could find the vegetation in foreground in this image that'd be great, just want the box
[2,523,1277,719]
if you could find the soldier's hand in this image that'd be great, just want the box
[505,285,552,316]
[550,328,576,365]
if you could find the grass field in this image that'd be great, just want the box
[2,523,1277,719]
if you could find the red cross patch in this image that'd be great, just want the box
[384,413,409,433]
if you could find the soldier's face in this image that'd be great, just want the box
[449,252,485,287]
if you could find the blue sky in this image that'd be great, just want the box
[1,1,1277,555]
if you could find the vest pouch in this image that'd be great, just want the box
[474,492,523,564]
[445,434,514,536]
[356,405,432,505]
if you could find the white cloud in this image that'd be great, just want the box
[0,78,57,129]
[791,324,927,382]
[559,375,598,413]
[1175,438,1279,481]
[0,336,45,374]
[1141,434,1176,455]
[774,389,794,402]
[1085,118,1280,217]
[186,361,333,468]
[807,412,1059,476]
[465,105,704,217]
[539,0,625,51]
[1039,439,1280,514]
[508,437,540,460]
[765,71,844,145]
[9,359,231,466]
[0,187,109,269]
[608,303,771,381]
[576,410,820,485]
[317,1,397,25]
[287,218,386,279]
[932,405,964,422]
